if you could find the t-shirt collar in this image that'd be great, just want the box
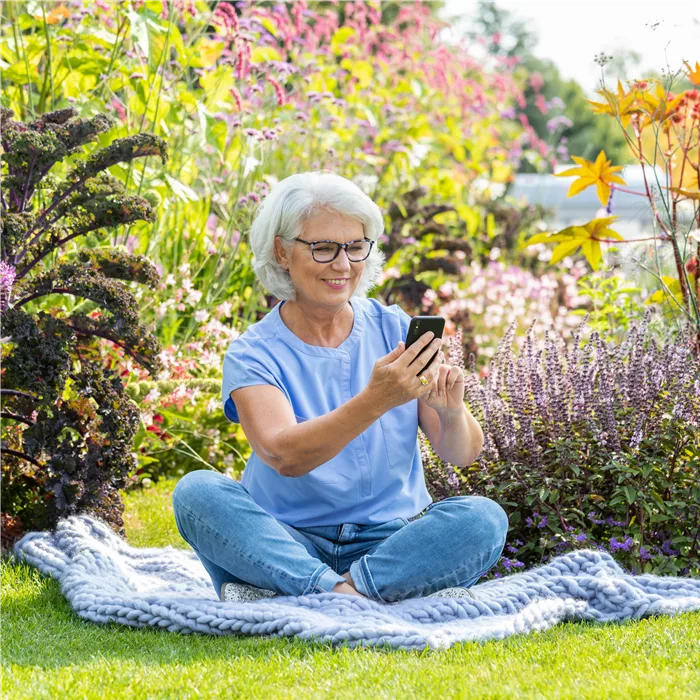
[272,298,364,356]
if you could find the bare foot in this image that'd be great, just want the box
[332,581,367,598]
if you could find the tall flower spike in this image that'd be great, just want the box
[0,261,17,312]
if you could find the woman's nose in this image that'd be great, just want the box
[332,250,353,268]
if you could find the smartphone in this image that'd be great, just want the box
[405,315,445,375]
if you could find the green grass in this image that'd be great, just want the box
[2,477,699,699]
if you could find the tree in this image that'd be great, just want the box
[463,1,630,171]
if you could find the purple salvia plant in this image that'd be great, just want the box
[457,308,700,577]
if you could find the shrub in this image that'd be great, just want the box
[422,311,700,578]
[0,107,167,551]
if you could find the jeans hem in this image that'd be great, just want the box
[351,555,387,603]
[304,564,345,595]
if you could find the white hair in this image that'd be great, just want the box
[248,171,386,301]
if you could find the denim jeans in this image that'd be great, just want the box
[172,470,509,604]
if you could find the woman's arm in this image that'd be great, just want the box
[232,384,387,478]
[418,401,484,469]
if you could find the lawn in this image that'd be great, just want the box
[2,476,699,700]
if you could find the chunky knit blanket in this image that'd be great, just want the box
[13,514,700,651]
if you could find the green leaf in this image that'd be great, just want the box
[259,17,278,37]
[128,10,150,60]
[622,486,637,505]
[164,174,199,202]
[486,212,496,239]
[330,27,355,55]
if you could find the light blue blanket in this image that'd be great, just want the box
[13,514,700,650]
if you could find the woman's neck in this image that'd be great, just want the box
[280,300,354,348]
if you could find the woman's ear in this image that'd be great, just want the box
[273,237,289,270]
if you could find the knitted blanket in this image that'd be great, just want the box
[12,514,700,651]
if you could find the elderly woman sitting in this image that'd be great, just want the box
[172,171,508,604]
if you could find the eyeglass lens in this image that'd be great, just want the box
[313,241,371,262]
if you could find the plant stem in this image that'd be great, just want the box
[0,389,38,402]
[0,446,42,468]
[0,411,36,427]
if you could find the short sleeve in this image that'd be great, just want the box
[221,339,286,423]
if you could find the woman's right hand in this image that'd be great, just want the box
[366,331,443,413]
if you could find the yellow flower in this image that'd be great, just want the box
[669,172,700,201]
[522,217,624,270]
[588,80,639,129]
[685,61,700,86]
[555,151,626,206]
[588,79,684,131]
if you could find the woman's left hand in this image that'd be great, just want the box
[419,351,465,415]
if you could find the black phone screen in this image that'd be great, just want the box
[405,315,446,375]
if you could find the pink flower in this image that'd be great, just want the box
[529,72,544,92]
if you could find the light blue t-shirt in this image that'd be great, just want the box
[221,296,433,527]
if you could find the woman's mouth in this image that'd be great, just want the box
[322,278,349,290]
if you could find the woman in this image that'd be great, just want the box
[172,171,508,604]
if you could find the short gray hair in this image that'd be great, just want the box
[249,171,386,301]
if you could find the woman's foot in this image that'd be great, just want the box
[332,581,366,597]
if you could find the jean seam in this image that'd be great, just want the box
[356,554,388,604]
[174,502,302,587]
[419,539,506,592]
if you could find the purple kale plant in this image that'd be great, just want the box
[0,107,167,552]
[424,310,700,579]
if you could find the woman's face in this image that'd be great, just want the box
[274,210,366,307]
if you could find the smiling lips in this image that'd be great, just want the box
[322,278,349,288]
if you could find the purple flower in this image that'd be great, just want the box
[0,260,16,311]
[546,115,573,133]
[575,533,587,542]
[608,535,634,552]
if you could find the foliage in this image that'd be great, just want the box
[423,311,700,578]
[463,1,631,171]
[523,65,700,353]
[0,106,166,549]
[569,270,649,342]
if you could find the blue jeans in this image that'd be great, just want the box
[172,470,509,603]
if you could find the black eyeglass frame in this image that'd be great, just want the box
[292,237,374,263]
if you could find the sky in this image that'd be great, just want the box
[440,1,700,96]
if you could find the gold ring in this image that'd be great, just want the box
[419,375,429,386]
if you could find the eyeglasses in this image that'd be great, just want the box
[293,237,374,263]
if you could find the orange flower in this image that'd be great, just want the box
[46,5,70,24]
[684,61,700,86]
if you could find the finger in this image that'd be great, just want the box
[438,365,448,396]
[401,331,435,367]
[451,366,464,384]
